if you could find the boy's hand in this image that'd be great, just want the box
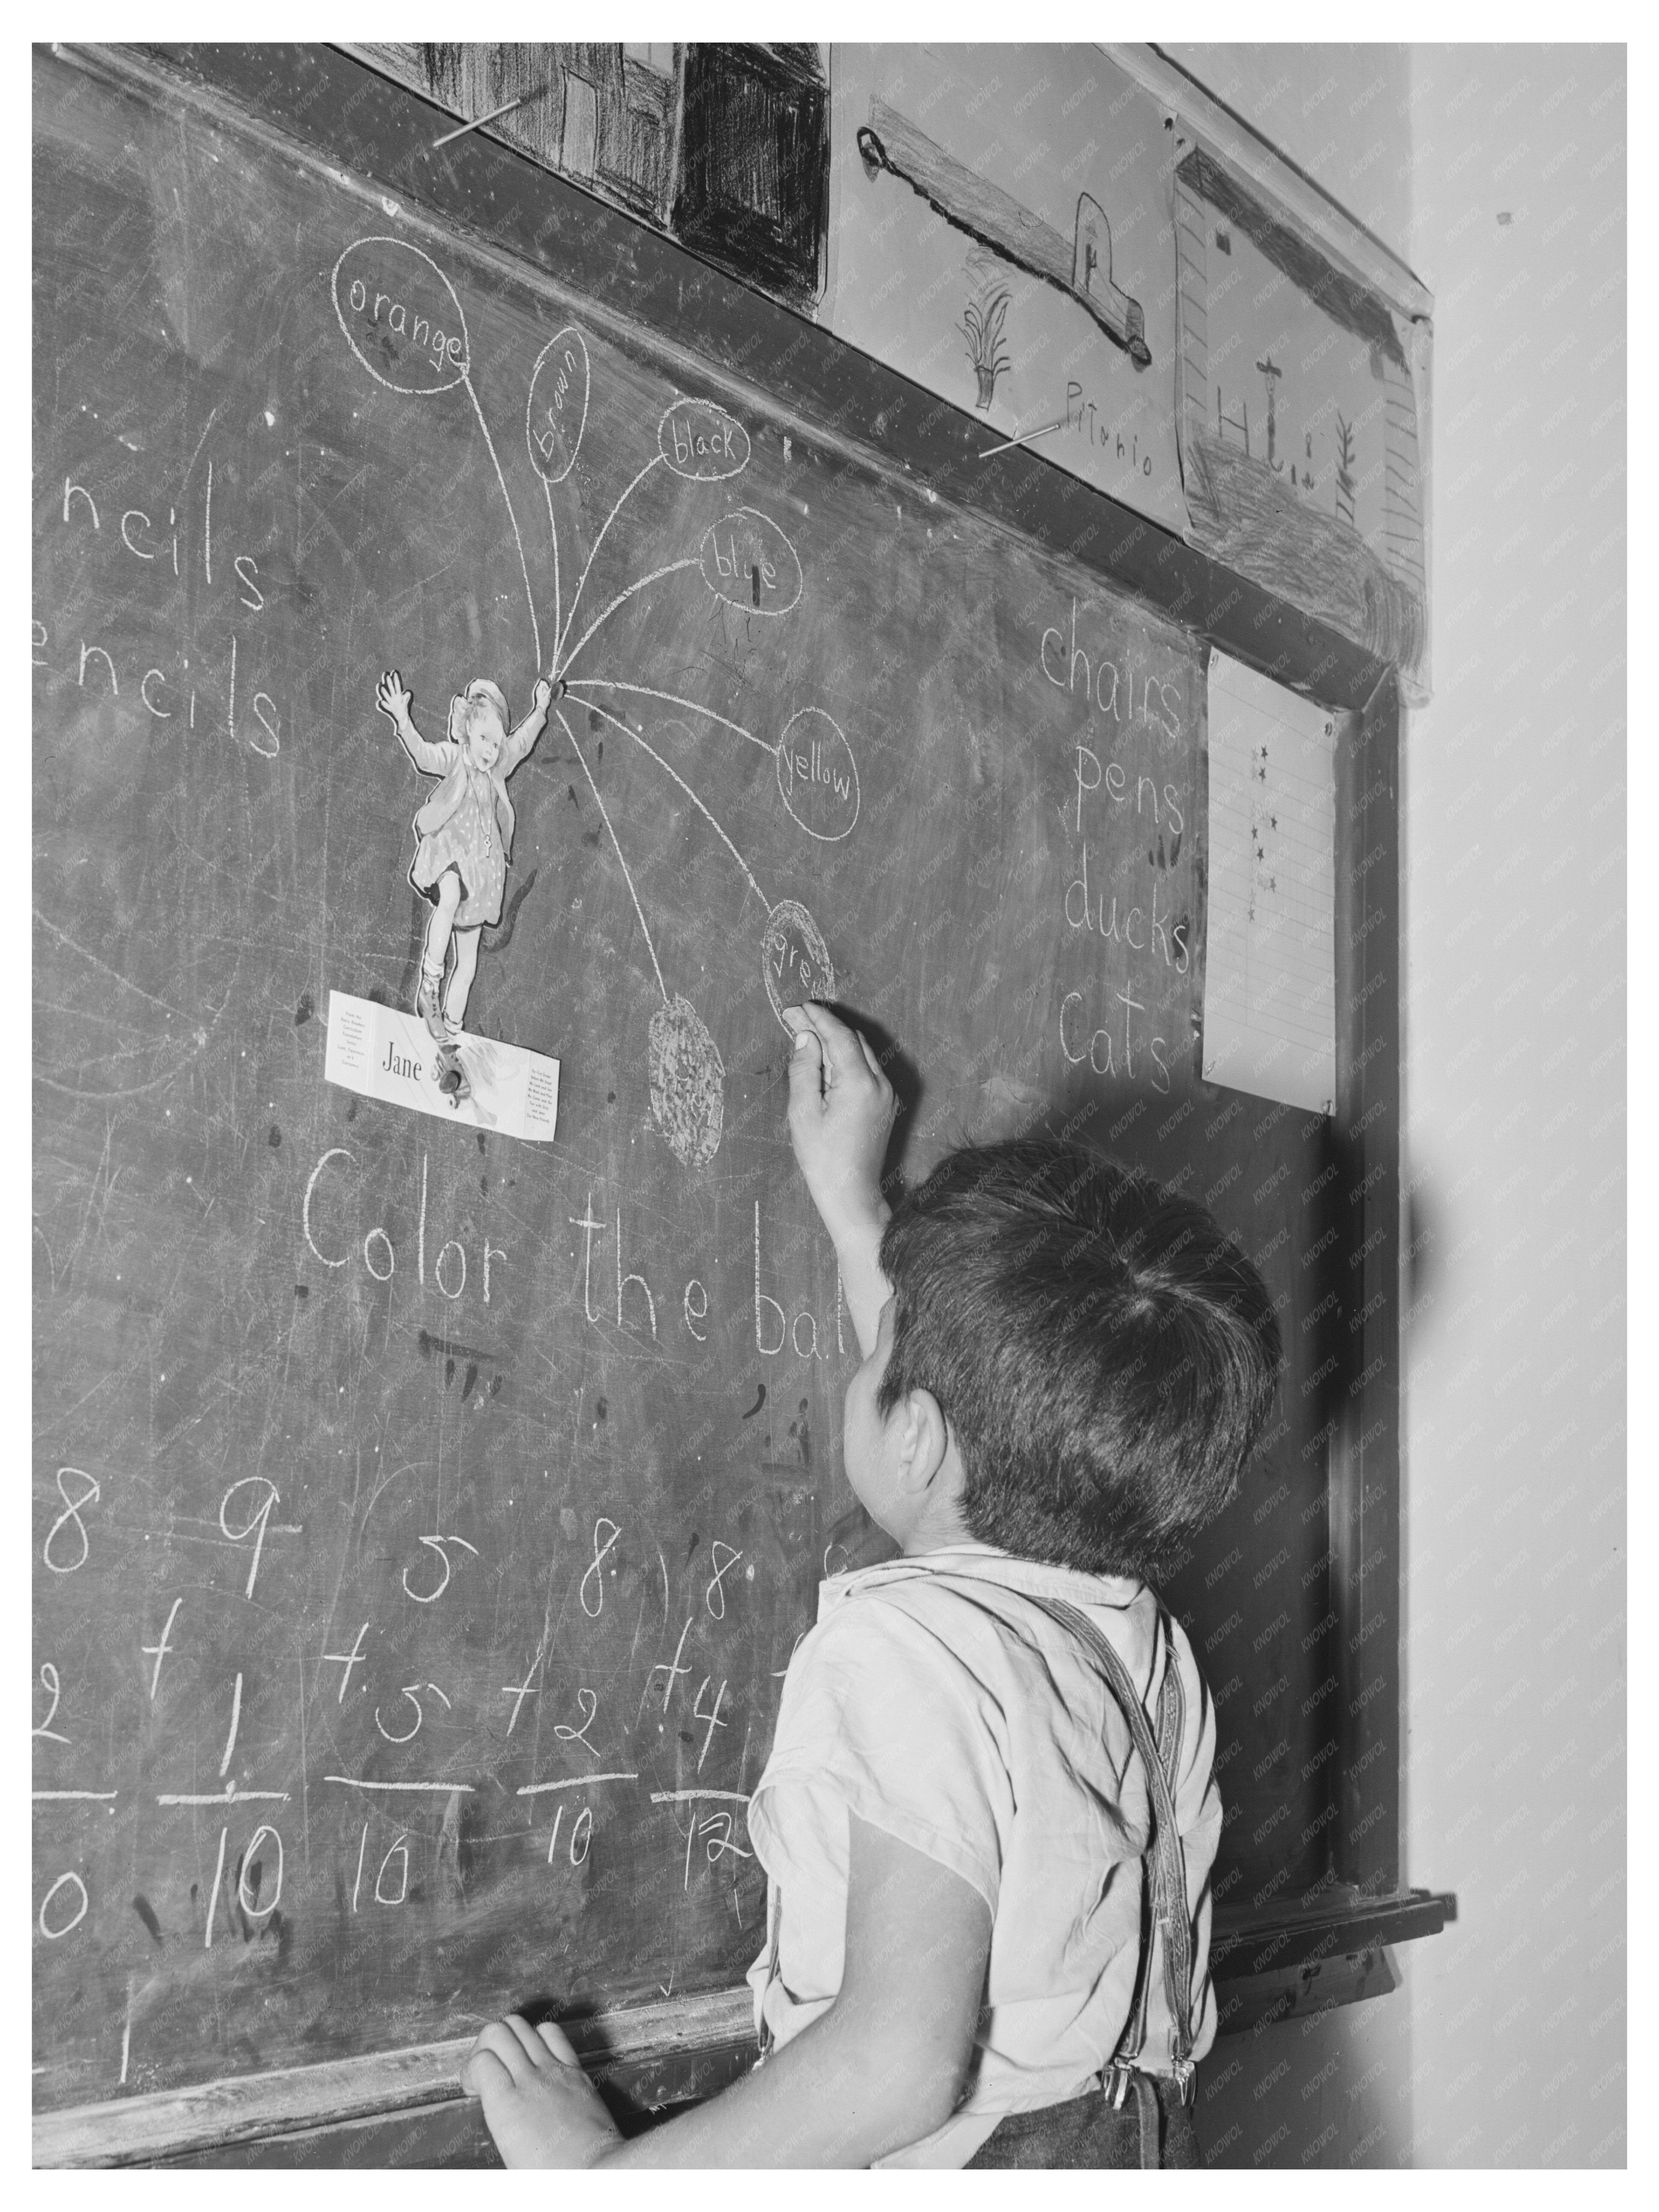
[461,2014,622,2170]
[783,1002,895,1241]
[375,669,413,726]
[531,676,554,715]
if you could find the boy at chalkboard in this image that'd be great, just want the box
[463,1002,1280,2168]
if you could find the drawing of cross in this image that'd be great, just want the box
[1256,354,1283,466]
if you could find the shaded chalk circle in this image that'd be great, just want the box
[648,997,726,1167]
[658,397,751,480]
[698,509,803,617]
[527,326,590,484]
[776,707,860,841]
[761,900,835,1030]
[333,238,470,394]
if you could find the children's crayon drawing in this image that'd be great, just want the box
[1170,143,1428,685]
[823,46,1184,530]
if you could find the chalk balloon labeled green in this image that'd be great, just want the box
[761,900,835,1030]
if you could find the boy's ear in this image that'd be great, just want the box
[894,1386,951,1496]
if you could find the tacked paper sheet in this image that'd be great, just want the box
[1201,652,1336,1115]
[324,990,560,1141]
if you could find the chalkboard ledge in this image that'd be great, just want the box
[36,1893,1452,2167]
[1213,1883,1454,1976]
[1210,1885,1455,2038]
[32,1988,757,2171]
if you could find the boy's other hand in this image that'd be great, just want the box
[784,1002,895,1240]
[461,2013,622,2169]
[375,669,412,725]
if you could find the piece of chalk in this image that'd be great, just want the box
[432,90,541,149]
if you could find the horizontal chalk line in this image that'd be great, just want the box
[321,1776,474,1794]
[155,1790,291,1806]
[518,1772,640,1796]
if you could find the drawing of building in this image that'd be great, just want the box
[354,43,829,310]
[1172,142,1426,676]
[674,46,830,313]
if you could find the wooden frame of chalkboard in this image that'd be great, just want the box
[33,40,1451,2167]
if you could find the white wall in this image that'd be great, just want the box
[1166,43,1627,2168]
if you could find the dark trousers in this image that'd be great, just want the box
[965,2077,1198,2169]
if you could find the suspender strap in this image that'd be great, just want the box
[1018,1592,1195,2086]
[897,1570,1196,2086]
[755,1569,1198,2111]
[756,1877,781,2059]
[1151,1619,1190,2058]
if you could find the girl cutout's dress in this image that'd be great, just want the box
[410,758,508,926]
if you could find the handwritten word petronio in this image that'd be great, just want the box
[1062,381,1156,476]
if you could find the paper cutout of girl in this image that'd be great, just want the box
[375,667,552,1095]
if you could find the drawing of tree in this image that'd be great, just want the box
[960,285,1012,411]
[1334,411,1357,528]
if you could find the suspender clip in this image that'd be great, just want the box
[1102,2063,1135,2109]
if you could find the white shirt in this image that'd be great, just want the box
[745,1545,1221,2167]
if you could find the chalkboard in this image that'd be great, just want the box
[33,47,1358,2119]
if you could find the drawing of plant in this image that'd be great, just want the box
[960,285,1012,410]
[1334,411,1357,528]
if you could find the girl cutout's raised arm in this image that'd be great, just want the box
[501,676,556,776]
[375,668,454,777]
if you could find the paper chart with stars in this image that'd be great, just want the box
[1201,650,1337,1115]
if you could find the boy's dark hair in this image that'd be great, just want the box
[876,1138,1282,1579]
